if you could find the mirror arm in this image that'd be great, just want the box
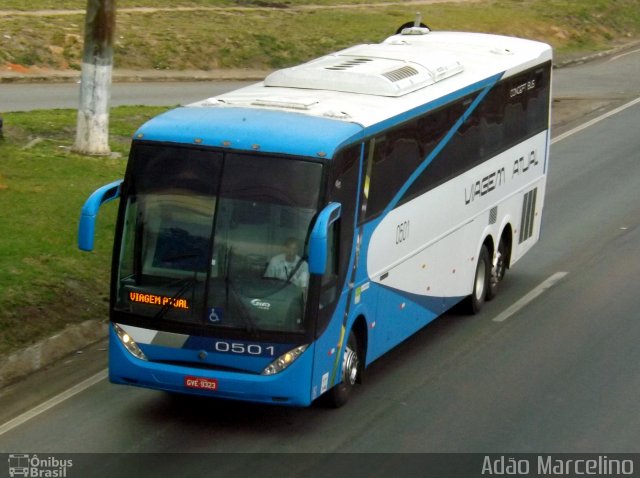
[308,202,342,275]
[78,179,123,251]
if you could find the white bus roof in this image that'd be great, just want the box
[190,30,552,129]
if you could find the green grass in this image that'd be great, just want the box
[0,0,393,9]
[2,1,640,72]
[0,106,169,355]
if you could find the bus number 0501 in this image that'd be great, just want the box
[396,220,410,244]
[214,341,275,356]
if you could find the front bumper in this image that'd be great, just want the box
[108,326,314,406]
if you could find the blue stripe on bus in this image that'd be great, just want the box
[382,73,503,216]
[355,73,504,143]
[135,107,363,159]
[360,282,465,362]
[351,73,504,283]
[376,282,465,314]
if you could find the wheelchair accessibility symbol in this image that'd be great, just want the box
[208,307,223,324]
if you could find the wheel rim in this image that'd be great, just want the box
[496,244,506,281]
[495,256,505,281]
[475,259,486,301]
[492,252,504,286]
[343,344,359,386]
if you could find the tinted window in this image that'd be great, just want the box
[362,62,551,220]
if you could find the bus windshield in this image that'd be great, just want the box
[114,143,323,335]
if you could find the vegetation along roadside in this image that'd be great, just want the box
[1,0,639,73]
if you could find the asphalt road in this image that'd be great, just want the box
[1,80,253,112]
[1,48,640,474]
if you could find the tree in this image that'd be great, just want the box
[73,0,116,156]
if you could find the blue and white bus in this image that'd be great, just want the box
[79,24,552,407]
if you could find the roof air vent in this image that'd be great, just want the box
[326,58,374,71]
[264,43,463,97]
[382,65,419,82]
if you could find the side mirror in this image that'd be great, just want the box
[78,179,123,251]
[308,202,341,275]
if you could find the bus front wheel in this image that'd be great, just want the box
[325,331,360,408]
[469,245,490,314]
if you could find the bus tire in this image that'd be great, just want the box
[486,239,507,301]
[325,330,360,408]
[468,245,490,314]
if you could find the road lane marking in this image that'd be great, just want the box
[552,96,640,144]
[608,48,640,63]
[493,272,569,323]
[0,369,107,437]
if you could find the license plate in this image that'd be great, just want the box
[184,376,218,391]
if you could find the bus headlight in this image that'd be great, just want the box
[114,324,148,361]
[261,345,308,375]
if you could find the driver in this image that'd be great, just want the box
[264,237,309,288]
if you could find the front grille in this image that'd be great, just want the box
[153,360,260,375]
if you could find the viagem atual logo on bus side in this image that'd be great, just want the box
[8,454,73,477]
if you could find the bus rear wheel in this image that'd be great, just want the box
[468,245,490,314]
[325,331,360,408]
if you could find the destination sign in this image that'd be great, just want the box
[128,291,189,310]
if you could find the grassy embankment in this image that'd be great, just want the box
[1,0,640,357]
[0,107,168,356]
[1,0,640,71]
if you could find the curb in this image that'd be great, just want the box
[0,320,109,389]
[1,41,639,84]
[553,40,640,69]
[0,68,272,84]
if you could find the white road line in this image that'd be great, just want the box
[552,96,640,144]
[608,48,640,63]
[493,272,569,323]
[0,369,107,438]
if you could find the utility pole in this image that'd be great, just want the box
[73,0,116,156]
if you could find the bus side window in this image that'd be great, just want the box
[329,144,360,279]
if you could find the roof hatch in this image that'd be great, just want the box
[264,43,464,97]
